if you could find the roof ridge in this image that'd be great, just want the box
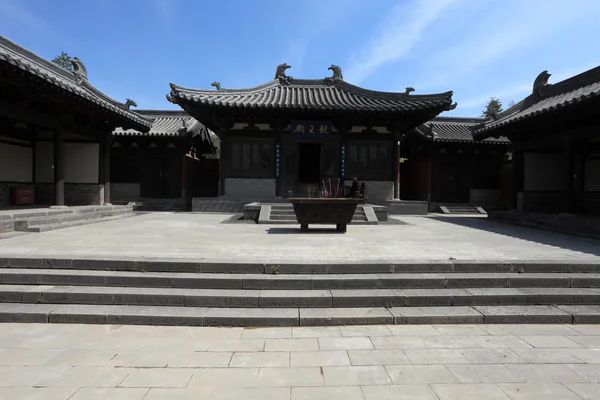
[0,35,75,82]
[431,116,485,123]
[0,34,150,129]
[169,77,453,101]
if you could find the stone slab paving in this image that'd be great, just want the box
[0,213,598,263]
[3,324,600,399]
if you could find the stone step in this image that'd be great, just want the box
[4,269,600,290]
[3,285,600,308]
[26,213,139,233]
[15,208,133,230]
[2,259,599,274]
[0,303,598,326]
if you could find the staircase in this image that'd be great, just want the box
[439,204,486,215]
[134,198,191,212]
[1,258,600,326]
[0,205,136,233]
[259,204,378,225]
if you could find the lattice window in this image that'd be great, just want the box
[232,143,241,169]
[242,144,251,170]
[347,142,391,180]
[230,140,273,176]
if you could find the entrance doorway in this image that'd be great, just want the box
[298,143,321,184]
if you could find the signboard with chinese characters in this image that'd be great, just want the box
[290,120,332,137]
[275,143,281,178]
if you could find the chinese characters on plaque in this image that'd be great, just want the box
[340,144,346,178]
[290,120,332,137]
[275,143,281,177]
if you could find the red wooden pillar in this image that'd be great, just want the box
[53,130,65,206]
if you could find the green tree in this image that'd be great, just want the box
[481,96,503,118]
[51,51,73,71]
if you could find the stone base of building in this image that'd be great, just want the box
[0,183,105,207]
[385,199,428,215]
[488,210,600,240]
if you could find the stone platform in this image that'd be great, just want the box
[0,213,599,326]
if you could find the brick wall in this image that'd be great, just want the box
[582,193,600,215]
[521,191,562,213]
[0,183,37,207]
[362,181,394,205]
[0,183,9,207]
[111,183,141,204]
[66,184,104,205]
[224,178,276,198]
[470,189,501,207]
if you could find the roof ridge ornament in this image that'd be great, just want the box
[211,81,221,90]
[405,87,415,95]
[124,98,137,110]
[328,64,343,80]
[70,57,88,85]
[275,63,293,83]
[533,70,551,97]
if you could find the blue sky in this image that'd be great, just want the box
[1,0,599,117]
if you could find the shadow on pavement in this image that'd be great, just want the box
[429,216,600,257]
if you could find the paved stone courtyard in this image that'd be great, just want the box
[0,213,598,263]
[1,323,600,399]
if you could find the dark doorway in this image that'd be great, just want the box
[298,143,321,183]
[151,157,169,197]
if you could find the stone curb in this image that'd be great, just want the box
[3,285,600,308]
[1,258,599,274]
[1,303,595,326]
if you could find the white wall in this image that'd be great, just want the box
[0,143,33,182]
[524,152,563,191]
[35,141,99,184]
[585,158,600,191]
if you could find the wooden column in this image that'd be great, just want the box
[510,148,524,211]
[562,136,573,213]
[102,136,111,205]
[392,135,400,199]
[218,131,226,196]
[179,138,190,199]
[53,130,65,206]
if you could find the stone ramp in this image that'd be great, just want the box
[0,205,136,233]
[2,258,600,326]
[439,204,486,215]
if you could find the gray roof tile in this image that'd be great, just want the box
[413,117,510,144]
[0,35,151,130]
[112,110,209,141]
[473,66,600,137]
[168,78,455,114]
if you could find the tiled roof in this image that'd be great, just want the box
[413,117,510,144]
[0,35,151,131]
[168,77,455,114]
[113,110,210,141]
[472,66,600,138]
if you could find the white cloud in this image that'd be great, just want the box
[155,0,175,26]
[454,60,600,114]
[458,82,531,110]
[344,0,459,84]
[0,0,52,34]
[416,0,600,90]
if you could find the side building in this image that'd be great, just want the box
[167,64,456,213]
[0,35,151,208]
[111,110,217,208]
[401,117,512,211]
[472,66,600,215]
